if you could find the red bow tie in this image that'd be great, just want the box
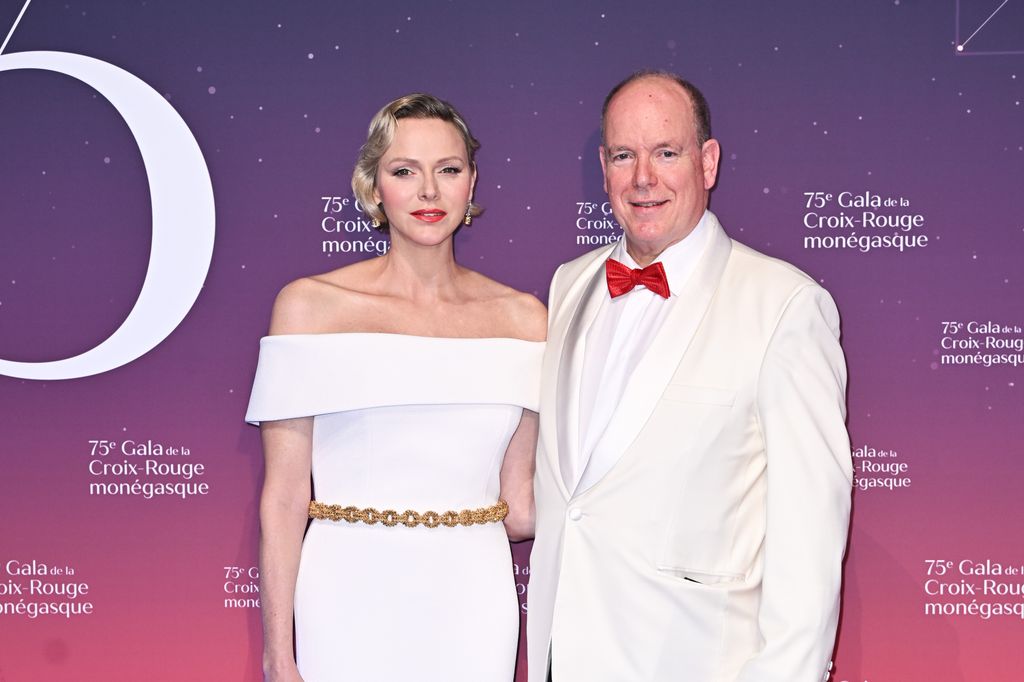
[605,258,670,298]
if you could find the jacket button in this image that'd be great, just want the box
[568,508,583,521]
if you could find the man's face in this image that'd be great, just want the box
[600,77,720,265]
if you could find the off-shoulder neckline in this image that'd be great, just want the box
[260,332,544,344]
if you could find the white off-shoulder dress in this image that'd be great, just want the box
[246,333,543,682]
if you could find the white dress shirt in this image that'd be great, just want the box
[574,211,711,492]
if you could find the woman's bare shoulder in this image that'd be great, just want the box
[268,261,381,335]
[461,270,547,342]
[502,290,547,342]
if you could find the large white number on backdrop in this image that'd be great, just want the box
[0,51,216,380]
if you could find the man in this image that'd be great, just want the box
[528,71,853,681]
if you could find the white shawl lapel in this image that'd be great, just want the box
[540,243,616,497]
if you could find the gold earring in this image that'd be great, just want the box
[371,217,382,229]
[463,205,473,226]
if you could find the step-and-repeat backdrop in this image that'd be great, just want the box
[2,1,1022,680]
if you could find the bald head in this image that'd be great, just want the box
[601,70,711,149]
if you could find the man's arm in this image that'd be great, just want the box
[737,283,853,682]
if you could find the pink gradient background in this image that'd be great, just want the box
[2,1,1023,680]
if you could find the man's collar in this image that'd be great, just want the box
[613,210,710,295]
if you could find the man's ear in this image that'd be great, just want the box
[599,146,609,193]
[701,139,721,190]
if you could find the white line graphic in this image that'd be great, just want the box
[0,0,32,56]
[955,0,1024,55]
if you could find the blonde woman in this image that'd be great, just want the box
[247,94,545,682]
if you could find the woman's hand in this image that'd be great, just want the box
[264,660,304,682]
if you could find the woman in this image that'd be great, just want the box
[246,94,545,682]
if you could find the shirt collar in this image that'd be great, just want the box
[611,210,710,296]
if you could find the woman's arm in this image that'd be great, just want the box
[259,416,312,682]
[498,290,546,542]
[499,409,539,542]
[258,280,321,681]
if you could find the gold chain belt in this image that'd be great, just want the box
[308,499,508,528]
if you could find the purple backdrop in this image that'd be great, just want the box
[2,1,1023,680]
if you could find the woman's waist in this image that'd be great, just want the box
[312,468,501,503]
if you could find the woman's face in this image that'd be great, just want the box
[374,117,476,246]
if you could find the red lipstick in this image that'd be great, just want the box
[410,208,447,223]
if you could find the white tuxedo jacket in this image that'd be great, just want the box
[527,213,852,681]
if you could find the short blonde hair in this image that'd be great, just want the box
[352,93,482,228]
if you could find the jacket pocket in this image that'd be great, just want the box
[655,564,746,586]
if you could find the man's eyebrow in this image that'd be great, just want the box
[607,141,683,152]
